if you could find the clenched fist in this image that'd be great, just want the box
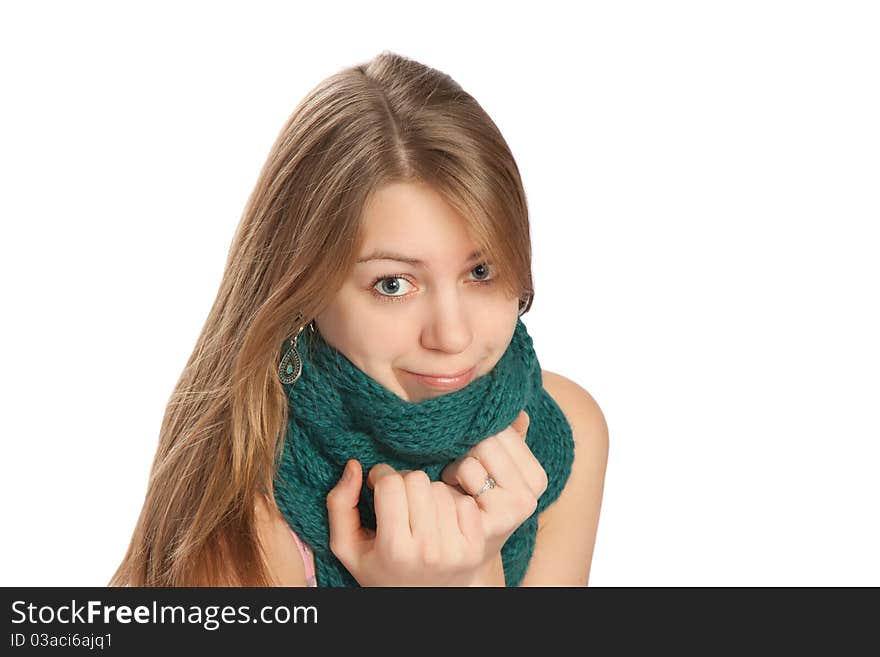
[326,459,490,586]
[440,410,548,559]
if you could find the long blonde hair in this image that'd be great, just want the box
[109,50,535,586]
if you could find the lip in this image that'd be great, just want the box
[405,366,476,391]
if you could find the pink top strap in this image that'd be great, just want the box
[289,526,317,587]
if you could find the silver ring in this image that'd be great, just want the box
[473,476,497,498]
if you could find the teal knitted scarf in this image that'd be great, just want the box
[273,318,575,587]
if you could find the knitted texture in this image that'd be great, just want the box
[273,318,574,586]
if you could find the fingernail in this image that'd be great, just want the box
[343,462,353,481]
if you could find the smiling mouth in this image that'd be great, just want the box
[403,366,476,391]
[412,367,473,378]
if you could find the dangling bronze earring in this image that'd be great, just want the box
[279,314,317,385]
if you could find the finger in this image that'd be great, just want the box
[495,429,547,498]
[454,448,522,536]
[452,488,483,546]
[431,481,459,544]
[403,470,439,546]
[440,456,471,493]
[369,464,413,546]
[470,435,529,494]
[367,462,402,490]
[441,411,529,489]
[448,455,490,498]
[326,460,367,559]
[367,464,414,489]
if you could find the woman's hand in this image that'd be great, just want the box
[440,410,548,561]
[326,459,489,586]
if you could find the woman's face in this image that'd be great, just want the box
[314,181,520,402]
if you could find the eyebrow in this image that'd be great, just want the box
[356,249,483,267]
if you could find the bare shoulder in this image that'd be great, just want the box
[253,493,310,587]
[540,370,609,449]
[517,369,609,586]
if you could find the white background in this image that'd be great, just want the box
[2,1,877,586]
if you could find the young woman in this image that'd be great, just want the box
[110,50,608,587]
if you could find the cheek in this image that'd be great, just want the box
[490,313,519,358]
[365,333,412,364]
[344,323,414,371]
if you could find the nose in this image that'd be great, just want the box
[419,290,473,354]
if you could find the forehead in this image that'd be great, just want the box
[358,181,475,253]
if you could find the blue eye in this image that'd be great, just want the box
[372,276,413,299]
[369,263,496,303]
